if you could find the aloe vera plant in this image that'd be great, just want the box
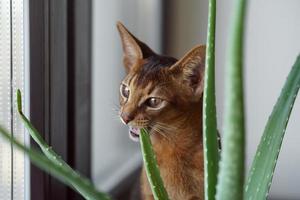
[203,0,219,199]
[9,90,110,200]
[140,128,169,200]
[0,125,110,200]
[216,0,247,199]
[204,0,300,200]
[245,56,300,199]
[17,90,73,168]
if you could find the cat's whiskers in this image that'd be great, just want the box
[155,122,178,133]
[110,102,125,124]
[112,116,123,125]
[130,119,149,128]
[112,103,121,113]
[156,123,182,143]
[149,125,171,142]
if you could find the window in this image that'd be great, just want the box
[0,0,28,199]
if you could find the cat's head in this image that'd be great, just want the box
[117,22,205,142]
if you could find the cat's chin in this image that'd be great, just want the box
[129,126,140,142]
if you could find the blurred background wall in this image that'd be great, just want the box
[92,0,162,192]
[92,0,300,199]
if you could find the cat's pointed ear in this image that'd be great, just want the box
[169,45,206,101]
[117,22,155,72]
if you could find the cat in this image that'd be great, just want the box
[117,22,205,200]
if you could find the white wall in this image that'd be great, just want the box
[166,0,300,199]
[91,0,162,191]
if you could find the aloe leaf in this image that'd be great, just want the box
[203,0,219,199]
[244,56,300,200]
[0,125,110,200]
[216,0,247,199]
[17,90,64,167]
[14,90,110,200]
[140,128,169,200]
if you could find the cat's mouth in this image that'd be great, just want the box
[129,126,152,142]
[129,126,141,142]
[128,120,150,142]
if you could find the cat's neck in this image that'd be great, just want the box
[150,99,203,160]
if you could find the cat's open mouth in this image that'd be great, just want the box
[129,126,140,142]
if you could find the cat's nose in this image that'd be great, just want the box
[121,112,134,124]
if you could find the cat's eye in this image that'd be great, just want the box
[146,97,163,109]
[120,84,130,98]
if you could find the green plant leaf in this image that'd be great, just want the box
[13,90,111,200]
[216,0,247,199]
[0,125,110,200]
[17,90,65,166]
[140,128,169,200]
[244,56,300,200]
[203,0,219,199]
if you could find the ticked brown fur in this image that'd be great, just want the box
[117,22,205,200]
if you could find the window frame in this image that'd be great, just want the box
[29,0,92,199]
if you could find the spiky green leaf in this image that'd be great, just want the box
[216,0,247,199]
[14,90,110,200]
[203,0,219,199]
[140,128,169,200]
[17,90,63,166]
[0,125,110,200]
[245,56,300,200]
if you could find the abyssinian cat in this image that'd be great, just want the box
[117,22,205,200]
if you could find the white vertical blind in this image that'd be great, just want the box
[12,0,25,199]
[0,0,12,199]
[0,0,25,199]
